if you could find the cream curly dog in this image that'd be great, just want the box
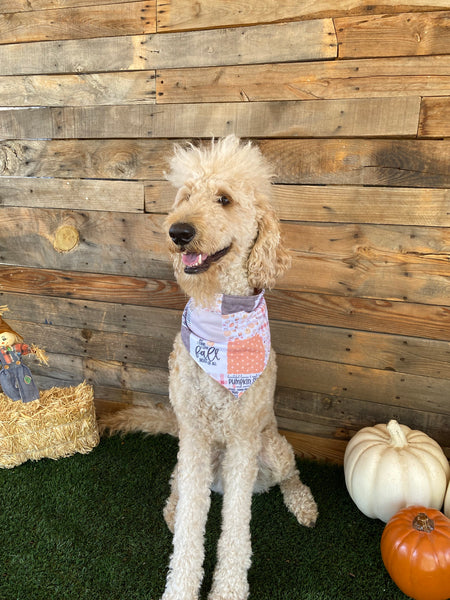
[100,135,318,600]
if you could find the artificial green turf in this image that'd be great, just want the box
[0,433,411,600]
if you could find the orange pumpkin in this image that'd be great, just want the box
[381,505,450,600]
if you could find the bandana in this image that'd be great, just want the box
[181,291,271,398]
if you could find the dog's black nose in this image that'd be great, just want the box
[169,222,196,247]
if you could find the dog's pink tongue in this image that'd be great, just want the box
[182,252,207,267]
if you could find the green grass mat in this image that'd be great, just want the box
[0,434,410,600]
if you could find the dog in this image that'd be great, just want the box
[99,135,318,600]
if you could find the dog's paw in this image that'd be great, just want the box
[208,591,248,600]
[281,477,318,527]
[296,485,318,528]
[162,589,198,600]
[208,578,249,600]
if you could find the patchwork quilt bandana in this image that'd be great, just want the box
[181,291,271,398]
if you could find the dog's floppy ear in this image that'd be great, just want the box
[247,194,291,290]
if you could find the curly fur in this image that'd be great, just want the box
[98,136,317,600]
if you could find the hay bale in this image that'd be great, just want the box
[0,381,99,468]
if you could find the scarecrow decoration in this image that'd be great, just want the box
[0,305,99,468]
[0,305,49,403]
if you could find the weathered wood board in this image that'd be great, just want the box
[157,0,450,31]
[0,98,421,139]
[0,1,156,44]
[0,177,145,211]
[2,138,449,187]
[2,0,133,12]
[146,181,450,226]
[0,139,173,180]
[419,97,450,137]
[0,20,336,76]
[0,207,170,278]
[336,11,450,58]
[0,72,157,107]
[156,56,450,103]
[280,222,450,305]
[256,139,450,187]
[266,290,450,342]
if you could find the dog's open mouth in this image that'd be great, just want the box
[182,246,231,274]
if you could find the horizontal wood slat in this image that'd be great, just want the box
[280,429,349,464]
[0,1,156,44]
[0,139,173,180]
[157,0,450,32]
[276,389,448,444]
[0,267,186,309]
[272,185,450,226]
[272,321,450,380]
[0,177,145,211]
[156,56,450,103]
[1,292,181,337]
[277,391,450,457]
[146,181,450,226]
[0,98,421,139]
[31,352,169,396]
[7,319,174,369]
[267,290,450,342]
[94,390,170,412]
[336,10,450,58]
[277,354,448,415]
[1,139,448,187]
[257,139,450,187]
[281,222,450,305]
[146,20,338,67]
[0,207,171,278]
[419,96,450,137]
[0,36,146,77]
[0,20,336,76]
[2,0,132,12]
[0,71,156,107]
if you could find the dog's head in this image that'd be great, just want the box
[165,135,290,303]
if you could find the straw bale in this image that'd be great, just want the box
[0,381,99,468]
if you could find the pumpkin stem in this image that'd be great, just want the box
[413,513,435,533]
[386,419,408,448]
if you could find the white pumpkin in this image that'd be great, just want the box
[344,419,450,523]
[445,482,450,518]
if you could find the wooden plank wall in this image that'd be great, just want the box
[0,0,449,463]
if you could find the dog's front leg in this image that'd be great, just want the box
[162,429,213,600]
[208,437,260,600]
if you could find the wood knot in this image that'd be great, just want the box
[53,225,79,253]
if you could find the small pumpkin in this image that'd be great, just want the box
[344,419,450,522]
[381,505,450,600]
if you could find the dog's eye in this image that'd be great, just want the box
[217,195,231,206]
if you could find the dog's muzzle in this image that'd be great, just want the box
[169,222,231,274]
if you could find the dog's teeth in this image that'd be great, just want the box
[182,252,208,267]
[195,254,208,266]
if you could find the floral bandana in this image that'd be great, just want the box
[181,291,271,398]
